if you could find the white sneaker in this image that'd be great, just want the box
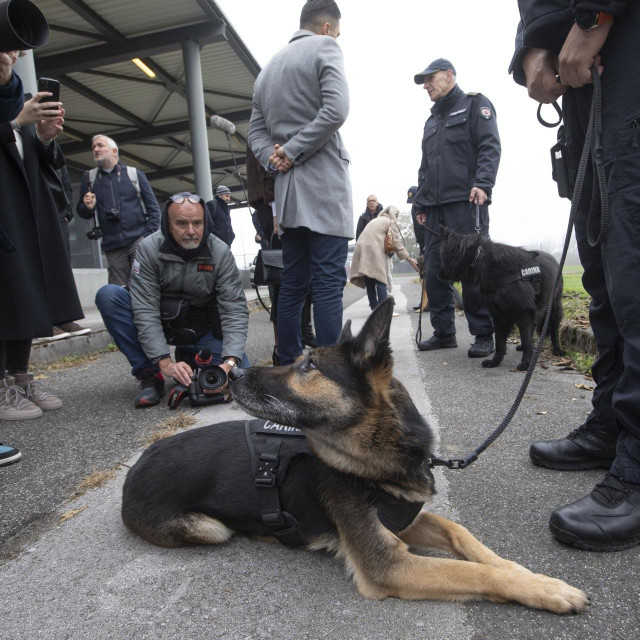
[392,312,400,317]
[0,378,43,420]
[56,322,91,337]
[14,373,62,411]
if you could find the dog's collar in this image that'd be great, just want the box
[470,245,483,268]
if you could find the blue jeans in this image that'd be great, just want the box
[95,285,249,378]
[365,277,387,310]
[277,228,348,365]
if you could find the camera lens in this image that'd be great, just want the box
[198,365,227,391]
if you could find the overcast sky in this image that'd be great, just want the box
[216,0,573,267]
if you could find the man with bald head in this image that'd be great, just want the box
[95,192,249,407]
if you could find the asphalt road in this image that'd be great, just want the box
[1,276,638,639]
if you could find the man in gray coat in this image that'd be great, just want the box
[248,0,353,365]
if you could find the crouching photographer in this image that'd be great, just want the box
[95,192,250,408]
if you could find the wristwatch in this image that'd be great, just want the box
[575,9,613,31]
[223,359,238,368]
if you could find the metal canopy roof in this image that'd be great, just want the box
[33,0,259,201]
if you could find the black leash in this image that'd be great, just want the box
[429,66,601,470]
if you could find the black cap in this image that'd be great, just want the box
[414,58,456,84]
[406,186,418,204]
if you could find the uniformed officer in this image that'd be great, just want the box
[512,0,640,551]
[413,58,501,357]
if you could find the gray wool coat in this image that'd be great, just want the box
[248,30,353,239]
[350,211,410,289]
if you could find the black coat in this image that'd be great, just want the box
[0,123,83,340]
[414,85,501,208]
[207,196,236,247]
[355,203,383,240]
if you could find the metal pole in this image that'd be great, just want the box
[181,39,213,202]
[13,50,37,95]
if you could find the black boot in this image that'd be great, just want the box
[417,334,457,351]
[468,335,494,358]
[549,474,640,551]
[135,370,165,408]
[529,424,617,471]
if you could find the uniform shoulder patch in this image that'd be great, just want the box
[479,106,493,120]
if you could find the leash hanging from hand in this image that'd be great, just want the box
[429,66,601,470]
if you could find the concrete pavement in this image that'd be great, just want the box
[1,277,636,639]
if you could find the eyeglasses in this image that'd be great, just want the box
[169,193,202,205]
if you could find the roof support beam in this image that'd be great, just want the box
[36,22,226,75]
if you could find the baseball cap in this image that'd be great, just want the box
[216,185,231,196]
[406,186,418,204]
[414,58,456,84]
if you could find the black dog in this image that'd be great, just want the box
[438,226,565,370]
[120,299,587,613]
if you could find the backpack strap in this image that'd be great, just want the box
[88,167,98,190]
[125,165,146,215]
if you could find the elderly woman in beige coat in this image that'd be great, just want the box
[350,206,418,310]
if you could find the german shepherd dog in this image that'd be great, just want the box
[121,299,587,614]
[438,227,565,371]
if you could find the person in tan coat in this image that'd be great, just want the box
[350,206,418,310]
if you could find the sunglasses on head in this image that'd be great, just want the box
[169,193,202,205]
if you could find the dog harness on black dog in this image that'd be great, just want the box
[244,419,424,546]
[482,251,543,296]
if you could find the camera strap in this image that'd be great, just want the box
[429,65,601,471]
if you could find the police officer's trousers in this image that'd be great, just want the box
[563,2,640,483]
[423,201,494,338]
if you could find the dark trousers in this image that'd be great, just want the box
[277,228,347,365]
[0,340,32,376]
[104,237,142,287]
[365,277,388,310]
[563,3,640,483]
[423,201,493,337]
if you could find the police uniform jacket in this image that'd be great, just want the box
[128,203,249,365]
[414,84,501,209]
[509,0,630,85]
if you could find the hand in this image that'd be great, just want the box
[273,217,279,235]
[409,258,419,272]
[158,358,193,387]
[558,22,612,88]
[83,192,96,211]
[269,144,293,173]
[0,52,13,86]
[469,187,488,206]
[522,48,567,104]
[255,234,262,244]
[16,92,63,127]
[416,213,426,225]
[35,109,64,142]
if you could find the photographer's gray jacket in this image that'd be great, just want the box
[76,162,161,251]
[414,85,501,208]
[129,231,248,363]
[248,30,353,239]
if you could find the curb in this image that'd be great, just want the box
[30,296,269,366]
[560,322,597,355]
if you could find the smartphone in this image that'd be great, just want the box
[37,77,60,108]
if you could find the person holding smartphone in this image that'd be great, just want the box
[1,51,84,422]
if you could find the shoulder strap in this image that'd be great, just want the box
[125,165,146,215]
[88,167,98,189]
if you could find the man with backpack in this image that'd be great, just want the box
[77,134,161,286]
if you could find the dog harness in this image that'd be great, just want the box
[483,251,543,296]
[244,419,424,546]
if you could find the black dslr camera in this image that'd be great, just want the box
[104,208,120,221]
[168,347,231,409]
[86,225,103,240]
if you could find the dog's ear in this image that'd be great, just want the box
[352,297,393,366]
[338,318,353,344]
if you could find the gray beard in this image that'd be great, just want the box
[180,238,199,250]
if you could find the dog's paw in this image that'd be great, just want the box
[511,573,590,615]
[482,358,499,368]
[516,360,530,371]
[515,344,523,352]
[552,347,566,357]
